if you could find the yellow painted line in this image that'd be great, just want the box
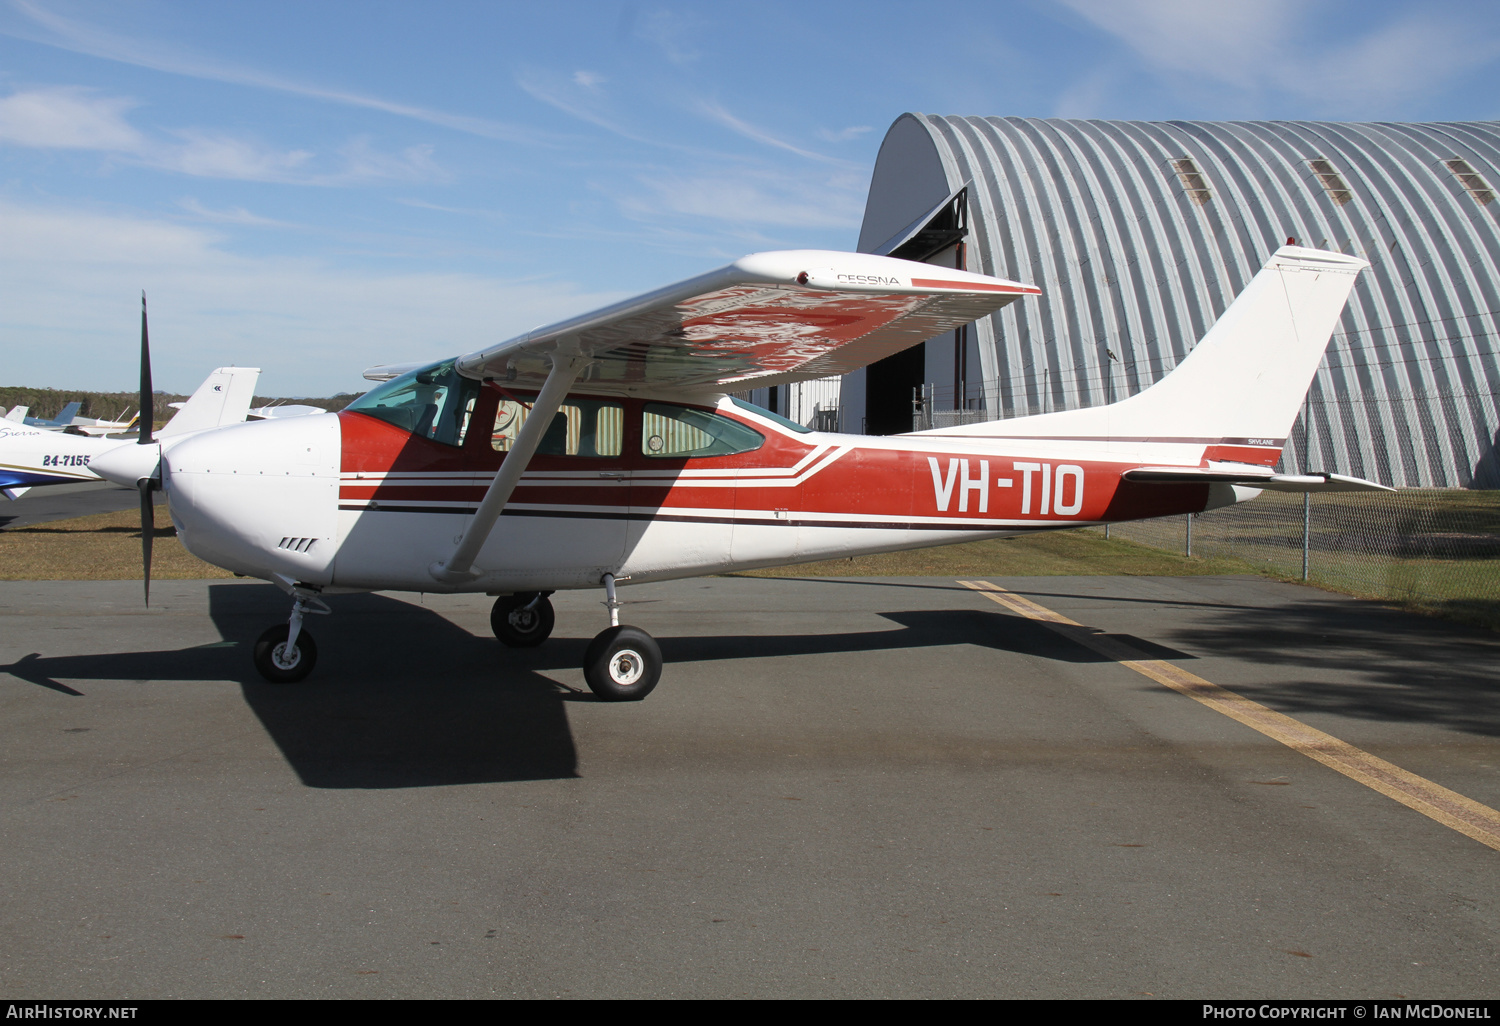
[959,579,1500,853]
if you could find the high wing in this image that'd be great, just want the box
[449,250,1040,393]
[419,250,1038,584]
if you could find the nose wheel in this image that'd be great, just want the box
[253,624,318,683]
[490,592,555,647]
[253,588,329,683]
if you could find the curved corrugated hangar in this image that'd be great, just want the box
[832,114,1500,488]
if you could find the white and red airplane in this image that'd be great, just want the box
[91,245,1386,698]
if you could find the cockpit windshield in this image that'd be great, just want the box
[345,360,480,447]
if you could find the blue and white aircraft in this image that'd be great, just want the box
[0,367,260,500]
[28,402,82,430]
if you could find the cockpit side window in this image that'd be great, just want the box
[491,394,624,458]
[345,361,481,447]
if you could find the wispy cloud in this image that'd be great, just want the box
[7,0,552,145]
[1056,0,1296,89]
[0,85,142,149]
[176,198,297,228]
[154,130,314,181]
[1056,0,1500,113]
[155,132,444,185]
[695,99,845,164]
[1051,66,1121,119]
[396,198,508,222]
[817,125,873,144]
[619,166,865,231]
[1299,14,1500,108]
[0,85,449,185]
[515,67,656,145]
[336,137,447,185]
[634,8,702,65]
[0,199,628,394]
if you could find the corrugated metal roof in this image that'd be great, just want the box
[870,115,1500,487]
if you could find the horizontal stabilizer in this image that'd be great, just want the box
[1124,466,1393,493]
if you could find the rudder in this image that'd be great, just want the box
[922,245,1368,447]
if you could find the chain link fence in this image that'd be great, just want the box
[1096,489,1500,629]
[1282,389,1500,489]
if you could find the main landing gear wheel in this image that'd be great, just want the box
[253,624,318,684]
[583,625,661,702]
[491,593,555,647]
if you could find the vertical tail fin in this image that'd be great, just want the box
[46,402,82,427]
[159,367,263,438]
[929,246,1368,446]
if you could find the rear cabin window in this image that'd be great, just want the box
[491,395,623,457]
[641,403,764,458]
[728,396,812,433]
[345,360,480,447]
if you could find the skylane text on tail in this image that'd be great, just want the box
[91,245,1384,696]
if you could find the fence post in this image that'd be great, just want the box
[1302,492,1311,581]
[1185,513,1193,557]
[1302,393,1313,582]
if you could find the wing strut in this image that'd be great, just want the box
[429,351,587,583]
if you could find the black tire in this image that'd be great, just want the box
[490,593,555,647]
[253,624,318,683]
[583,625,662,701]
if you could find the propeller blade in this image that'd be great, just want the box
[138,292,153,444]
[138,293,156,607]
[139,478,154,607]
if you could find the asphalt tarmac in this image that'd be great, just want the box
[2,574,1498,999]
[0,481,161,531]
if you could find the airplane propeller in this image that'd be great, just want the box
[137,292,159,606]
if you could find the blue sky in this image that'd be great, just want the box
[3,0,1499,396]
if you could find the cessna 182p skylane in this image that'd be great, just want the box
[91,245,1386,699]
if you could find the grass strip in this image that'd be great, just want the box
[0,507,236,581]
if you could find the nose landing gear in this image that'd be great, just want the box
[253,588,330,684]
[253,623,318,683]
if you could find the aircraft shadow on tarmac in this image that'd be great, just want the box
[3,586,581,789]
[651,609,1193,665]
[1159,594,1500,738]
[0,581,1201,789]
[771,577,1500,739]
